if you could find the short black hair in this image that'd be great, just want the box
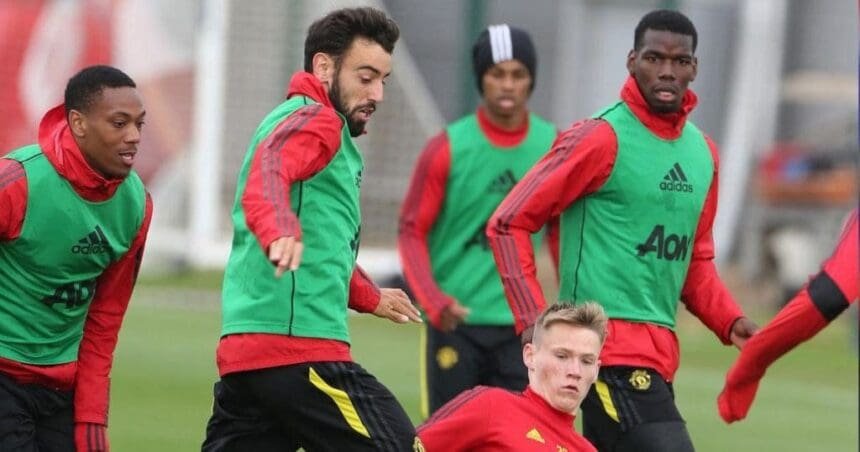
[64,65,136,115]
[634,9,698,52]
[303,7,400,72]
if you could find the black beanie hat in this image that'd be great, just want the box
[472,24,537,93]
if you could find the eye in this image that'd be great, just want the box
[113,121,127,128]
[678,58,692,66]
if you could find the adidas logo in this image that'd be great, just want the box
[659,163,693,193]
[71,226,111,255]
[526,428,545,443]
[488,169,517,193]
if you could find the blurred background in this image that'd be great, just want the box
[0,0,856,450]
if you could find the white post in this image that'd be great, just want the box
[714,0,788,264]
[188,0,230,268]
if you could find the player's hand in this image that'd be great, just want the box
[439,302,470,332]
[373,288,423,324]
[75,422,110,452]
[717,362,762,423]
[268,236,303,278]
[729,317,758,349]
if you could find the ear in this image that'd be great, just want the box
[690,56,698,82]
[523,343,535,371]
[312,52,336,89]
[68,110,86,138]
[626,49,637,75]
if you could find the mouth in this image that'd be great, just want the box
[355,104,376,122]
[561,385,580,395]
[653,86,678,103]
[118,150,137,166]
[497,97,516,109]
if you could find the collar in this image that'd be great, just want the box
[286,71,335,109]
[524,386,576,424]
[37,104,124,201]
[620,75,697,140]
[476,106,530,148]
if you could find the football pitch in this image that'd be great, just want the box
[108,283,858,451]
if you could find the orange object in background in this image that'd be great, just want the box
[756,142,857,205]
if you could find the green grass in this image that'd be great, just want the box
[109,288,858,451]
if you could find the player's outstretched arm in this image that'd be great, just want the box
[398,132,459,328]
[487,119,612,334]
[241,104,341,275]
[681,136,755,345]
[74,192,153,452]
[718,209,857,423]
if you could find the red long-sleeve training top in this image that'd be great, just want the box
[0,104,153,425]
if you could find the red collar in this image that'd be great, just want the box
[524,386,576,423]
[286,72,335,109]
[620,75,697,140]
[476,106,530,148]
[37,104,124,201]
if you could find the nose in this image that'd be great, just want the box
[568,360,583,378]
[657,60,676,80]
[126,125,142,144]
[369,80,384,104]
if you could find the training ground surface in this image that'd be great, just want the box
[108,279,858,451]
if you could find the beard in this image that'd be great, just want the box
[329,71,372,137]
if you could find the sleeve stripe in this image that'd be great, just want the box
[398,135,450,311]
[808,271,850,321]
[420,386,492,428]
[0,160,25,189]
[491,120,602,322]
[401,245,448,311]
[496,235,536,324]
[260,104,323,234]
[494,120,601,231]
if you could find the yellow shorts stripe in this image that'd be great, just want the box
[419,326,429,420]
[308,367,371,438]
[595,379,619,422]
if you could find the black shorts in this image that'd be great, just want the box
[0,373,74,451]
[423,324,526,417]
[202,362,416,452]
[581,366,695,452]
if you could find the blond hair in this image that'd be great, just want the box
[532,302,608,345]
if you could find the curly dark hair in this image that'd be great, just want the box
[303,7,400,72]
[64,65,136,115]
[634,9,698,52]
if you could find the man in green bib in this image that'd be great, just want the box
[0,65,151,452]
[398,24,557,417]
[487,10,759,451]
[202,7,422,451]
